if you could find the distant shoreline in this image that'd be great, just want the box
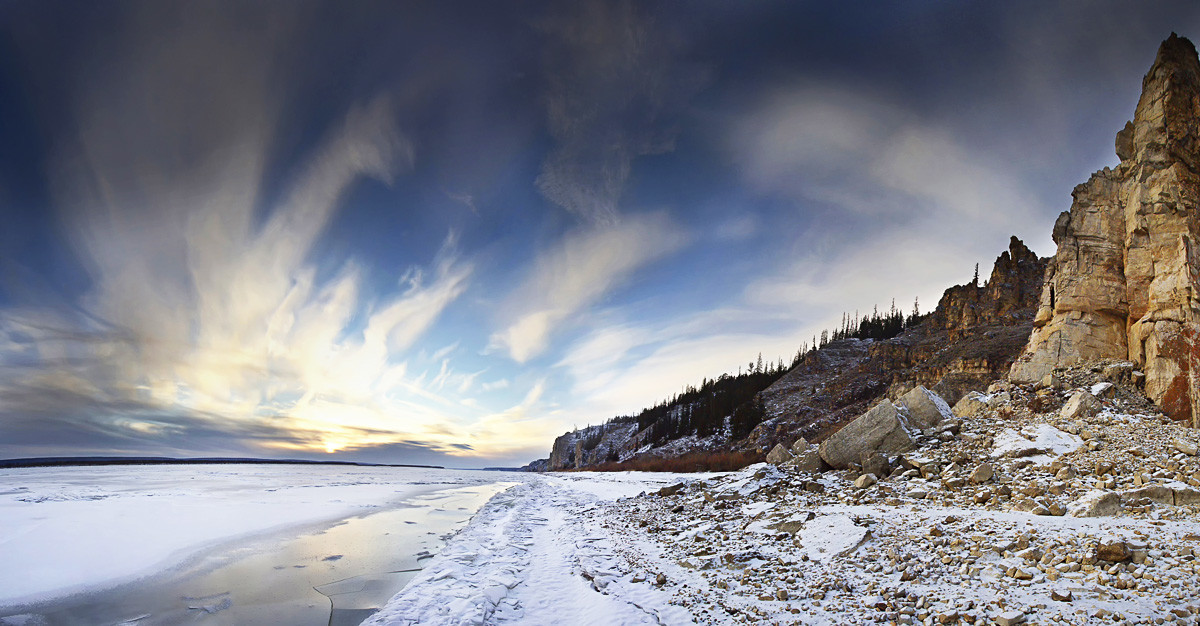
[0,456,444,470]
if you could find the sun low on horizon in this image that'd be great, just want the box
[1,1,1198,468]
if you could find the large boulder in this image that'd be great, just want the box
[1060,391,1101,421]
[786,447,828,473]
[1067,490,1122,517]
[818,401,915,470]
[765,443,794,465]
[898,386,953,430]
[952,392,990,419]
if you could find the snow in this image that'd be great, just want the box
[990,423,1083,463]
[0,464,518,607]
[365,471,696,626]
[797,514,870,562]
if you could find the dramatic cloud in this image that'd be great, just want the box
[489,212,689,363]
[0,3,482,460]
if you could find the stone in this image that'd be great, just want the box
[1102,361,1135,382]
[818,401,916,470]
[1096,540,1131,562]
[657,483,686,497]
[1174,438,1198,456]
[1174,487,1200,505]
[854,473,878,489]
[1038,373,1062,390]
[790,437,812,453]
[1067,490,1122,517]
[1126,485,1175,505]
[766,444,794,465]
[655,573,666,586]
[1051,588,1074,602]
[861,452,891,480]
[952,392,990,419]
[995,610,1026,626]
[1009,34,1200,427]
[899,386,953,430]
[788,447,828,473]
[1060,391,1101,421]
[969,463,994,484]
[1091,381,1115,398]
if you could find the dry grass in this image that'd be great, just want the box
[580,450,764,473]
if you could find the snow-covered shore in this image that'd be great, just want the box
[370,463,1200,625]
[367,471,701,625]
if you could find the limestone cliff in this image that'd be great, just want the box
[1010,34,1200,427]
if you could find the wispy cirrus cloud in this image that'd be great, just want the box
[488,211,689,363]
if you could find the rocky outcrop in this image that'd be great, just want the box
[927,236,1047,339]
[755,238,1046,449]
[1010,34,1200,427]
[546,422,640,470]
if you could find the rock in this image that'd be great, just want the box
[1091,381,1115,398]
[899,386,953,430]
[860,452,891,480]
[1067,490,1122,517]
[1102,361,1134,382]
[1051,588,1074,602]
[1174,487,1200,505]
[1009,34,1200,427]
[854,473,878,489]
[655,573,666,586]
[1174,438,1198,456]
[952,392,990,419]
[1059,391,1101,421]
[1096,540,1131,562]
[790,437,812,453]
[969,463,994,484]
[1038,373,1061,390]
[995,610,1026,626]
[818,401,916,469]
[657,483,685,497]
[766,444,794,465]
[788,447,828,473]
[1127,485,1175,505]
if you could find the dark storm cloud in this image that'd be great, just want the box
[534,0,705,224]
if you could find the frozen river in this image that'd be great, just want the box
[0,464,523,625]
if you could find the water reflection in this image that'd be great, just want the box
[0,483,513,626]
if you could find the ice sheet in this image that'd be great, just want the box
[0,464,519,607]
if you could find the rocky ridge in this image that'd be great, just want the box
[754,236,1046,448]
[539,236,1045,471]
[1011,33,1200,428]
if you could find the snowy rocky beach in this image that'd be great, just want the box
[372,365,1200,625]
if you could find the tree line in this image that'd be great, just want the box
[586,296,931,451]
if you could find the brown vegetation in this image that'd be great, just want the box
[579,450,764,473]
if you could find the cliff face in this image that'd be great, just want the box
[1010,34,1200,427]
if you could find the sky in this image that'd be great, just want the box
[0,1,1197,468]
